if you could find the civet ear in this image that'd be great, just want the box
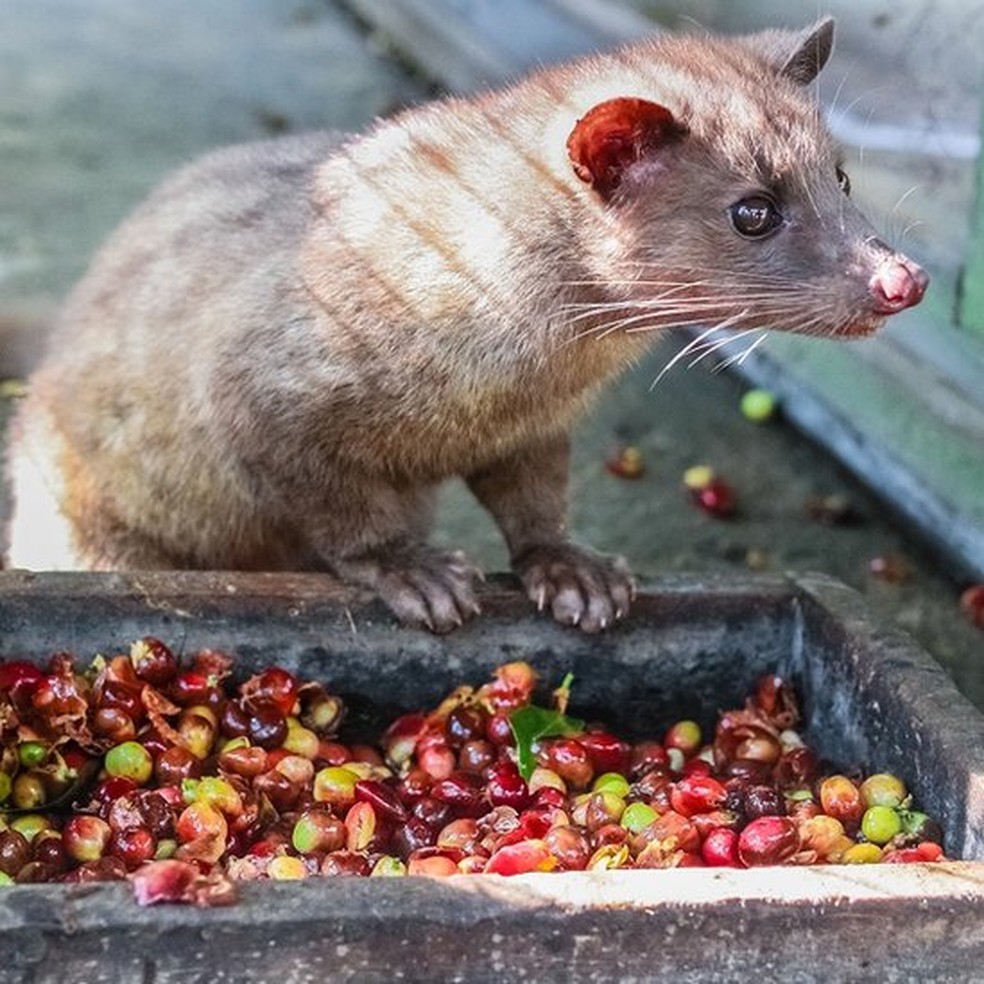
[743,17,835,86]
[566,97,686,200]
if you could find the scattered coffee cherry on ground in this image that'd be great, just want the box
[739,388,778,423]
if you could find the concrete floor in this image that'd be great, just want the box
[1,1,981,707]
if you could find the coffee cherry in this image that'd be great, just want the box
[859,773,906,809]
[485,712,515,746]
[485,839,557,876]
[682,467,736,517]
[175,801,228,862]
[692,478,736,518]
[392,816,437,859]
[178,710,218,760]
[246,700,288,750]
[959,584,984,629]
[105,741,154,786]
[670,774,726,817]
[282,722,320,760]
[410,796,453,831]
[543,825,591,870]
[301,691,345,735]
[842,842,883,864]
[407,851,459,877]
[32,831,68,872]
[445,705,487,747]
[370,855,407,877]
[12,772,47,810]
[345,802,381,853]
[545,738,593,789]
[579,731,630,774]
[682,465,715,490]
[129,638,178,686]
[62,816,112,863]
[740,388,778,423]
[313,766,359,810]
[355,779,407,822]
[457,738,496,774]
[486,760,530,810]
[321,851,371,877]
[15,860,61,883]
[417,736,456,780]
[0,830,31,876]
[155,745,203,785]
[253,769,302,813]
[702,827,740,867]
[742,785,786,820]
[664,720,702,758]
[18,741,47,769]
[737,816,800,866]
[620,802,658,834]
[436,818,482,854]
[268,855,309,880]
[92,707,137,743]
[430,771,484,815]
[110,826,157,869]
[819,775,864,826]
[630,741,669,776]
[191,777,243,818]
[0,660,44,701]
[98,679,145,725]
[219,699,251,738]
[170,671,213,706]
[604,444,645,479]
[243,667,299,717]
[292,808,346,855]
[860,805,903,845]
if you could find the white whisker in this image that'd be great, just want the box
[687,326,757,370]
[649,324,722,389]
[714,331,768,373]
[900,219,924,241]
[648,312,755,388]
[890,184,923,219]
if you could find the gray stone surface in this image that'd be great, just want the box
[0,570,982,982]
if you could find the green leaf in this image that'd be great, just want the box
[509,703,584,782]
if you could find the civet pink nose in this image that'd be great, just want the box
[869,256,929,315]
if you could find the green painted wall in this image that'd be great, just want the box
[960,108,984,336]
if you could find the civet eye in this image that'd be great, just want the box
[836,166,851,196]
[729,196,784,239]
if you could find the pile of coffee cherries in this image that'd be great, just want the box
[0,640,946,902]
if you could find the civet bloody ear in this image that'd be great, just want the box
[566,97,686,198]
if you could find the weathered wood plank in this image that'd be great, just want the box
[343,0,517,90]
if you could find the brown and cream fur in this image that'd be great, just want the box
[5,19,926,631]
